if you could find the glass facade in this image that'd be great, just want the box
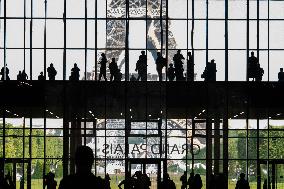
[1,1,284,189]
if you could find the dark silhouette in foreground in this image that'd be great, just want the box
[99,53,108,81]
[235,173,250,189]
[193,174,203,189]
[278,68,284,82]
[248,51,264,81]
[47,63,57,80]
[0,65,10,80]
[58,146,104,189]
[161,173,176,189]
[69,63,80,81]
[201,59,217,81]
[156,52,167,81]
[109,58,118,81]
[187,52,194,81]
[17,70,28,81]
[173,50,185,81]
[188,172,194,189]
[180,171,187,189]
[136,51,147,81]
[38,72,45,81]
[44,172,57,189]
[168,63,175,81]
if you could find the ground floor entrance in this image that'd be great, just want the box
[259,160,284,189]
[126,159,166,189]
[2,158,31,189]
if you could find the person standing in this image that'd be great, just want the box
[99,53,108,81]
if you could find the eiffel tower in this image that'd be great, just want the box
[97,0,177,77]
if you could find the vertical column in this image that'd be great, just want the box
[3,0,6,80]
[94,0,97,81]
[225,0,228,81]
[223,84,229,189]
[70,117,82,174]
[84,0,87,80]
[44,0,47,80]
[205,0,209,67]
[214,118,220,174]
[125,0,129,81]
[63,0,66,80]
[30,0,33,80]
[63,86,69,176]
[206,118,212,189]
[246,0,250,81]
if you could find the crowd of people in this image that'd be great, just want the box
[0,145,254,189]
[1,50,281,82]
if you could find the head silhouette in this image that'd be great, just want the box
[240,173,245,179]
[74,63,77,67]
[50,63,54,67]
[141,51,145,55]
[112,58,115,62]
[75,146,94,173]
[177,50,181,54]
[101,53,105,57]
[280,68,283,72]
[157,52,161,56]
[251,51,255,56]
[40,72,43,75]
[188,52,191,56]
[169,63,173,67]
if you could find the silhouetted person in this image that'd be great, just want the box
[142,173,151,189]
[180,171,187,189]
[263,177,271,189]
[118,174,135,189]
[99,53,108,81]
[278,68,284,82]
[17,70,28,81]
[173,50,185,81]
[187,52,194,81]
[188,172,194,189]
[0,65,10,80]
[44,172,57,189]
[168,64,175,81]
[70,63,80,81]
[47,63,57,80]
[21,70,28,81]
[17,71,22,81]
[156,52,166,81]
[248,51,264,81]
[109,58,119,81]
[235,173,250,189]
[115,69,123,81]
[58,146,103,189]
[193,174,202,189]
[136,51,147,81]
[105,173,111,189]
[161,173,176,189]
[130,75,137,81]
[201,59,217,81]
[38,72,45,81]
